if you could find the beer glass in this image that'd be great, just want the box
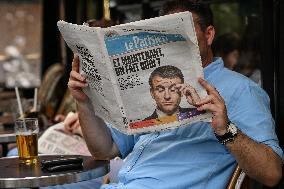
[15,118,39,164]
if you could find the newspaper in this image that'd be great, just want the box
[57,12,212,135]
[38,122,91,156]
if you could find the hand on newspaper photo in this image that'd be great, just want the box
[68,54,89,102]
[176,84,201,106]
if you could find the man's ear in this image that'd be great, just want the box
[206,26,215,46]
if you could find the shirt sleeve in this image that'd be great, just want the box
[107,123,135,158]
[228,81,284,162]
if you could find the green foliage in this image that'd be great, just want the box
[211,3,245,37]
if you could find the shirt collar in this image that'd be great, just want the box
[203,57,224,79]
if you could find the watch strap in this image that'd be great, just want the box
[215,121,238,145]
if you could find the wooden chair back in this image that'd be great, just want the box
[227,165,250,189]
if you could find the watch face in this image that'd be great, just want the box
[228,123,237,135]
[215,122,238,145]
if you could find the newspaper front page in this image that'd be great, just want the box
[58,12,212,135]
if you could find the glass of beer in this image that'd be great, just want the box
[15,118,39,164]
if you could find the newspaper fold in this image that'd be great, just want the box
[58,12,212,135]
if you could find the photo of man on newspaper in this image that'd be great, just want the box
[145,65,201,120]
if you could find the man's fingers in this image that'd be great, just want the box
[197,103,219,113]
[68,79,88,101]
[68,80,88,88]
[198,78,215,92]
[186,86,200,104]
[196,95,217,105]
[198,78,218,94]
[176,84,201,105]
[175,84,183,90]
[198,78,223,101]
[70,90,88,101]
[70,70,86,82]
[72,54,80,72]
[186,95,194,105]
[184,90,200,105]
[68,55,89,103]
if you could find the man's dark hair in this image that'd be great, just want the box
[149,65,184,89]
[160,0,213,31]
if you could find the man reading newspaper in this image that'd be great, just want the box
[50,0,282,189]
[58,3,211,134]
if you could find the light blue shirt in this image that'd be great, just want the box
[102,58,283,189]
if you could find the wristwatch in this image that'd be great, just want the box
[215,121,238,145]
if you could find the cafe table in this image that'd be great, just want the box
[0,155,109,188]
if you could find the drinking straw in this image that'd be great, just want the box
[15,87,27,131]
[33,88,38,112]
[15,87,24,117]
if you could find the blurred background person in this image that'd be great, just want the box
[212,32,241,70]
[235,16,262,86]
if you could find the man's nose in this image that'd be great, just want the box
[164,89,171,100]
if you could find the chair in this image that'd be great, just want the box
[227,165,250,189]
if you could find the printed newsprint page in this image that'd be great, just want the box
[58,11,212,135]
[38,122,91,156]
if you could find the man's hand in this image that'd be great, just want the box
[67,55,119,160]
[196,78,229,135]
[176,84,201,106]
[68,55,89,102]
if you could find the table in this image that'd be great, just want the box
[0,155,109,188]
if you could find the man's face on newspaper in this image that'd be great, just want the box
[151,75,182,115]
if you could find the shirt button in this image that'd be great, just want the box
[139,146,144,150]
[126,166,131,170]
